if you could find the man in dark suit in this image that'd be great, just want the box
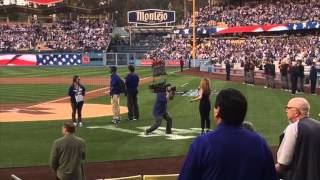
[310,62,318,94]
[50,121,86,180]
[225,60,231,81]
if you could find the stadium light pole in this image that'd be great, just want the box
[192,0,196,61]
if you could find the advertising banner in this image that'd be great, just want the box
[128,9,175,25]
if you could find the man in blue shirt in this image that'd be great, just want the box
[179,88,277,180]
[145,88,172,135]
[110,66,122,124]
[125,65,140,121]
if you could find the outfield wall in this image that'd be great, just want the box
[1,52,319,86]
[0,52,189,67]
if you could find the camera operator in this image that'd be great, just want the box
[145,84,174,135]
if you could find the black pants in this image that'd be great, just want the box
[226,70,230,80]
[291,76,298,94]
[311,79,317,94]
[146,112,172,134]
[127,93,139,120]
[71,101,84,123]
[200,103,211,130]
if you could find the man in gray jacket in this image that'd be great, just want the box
[50,121,86,180]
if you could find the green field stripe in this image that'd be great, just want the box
[0,73,319,168]
[0,84,98,104]
[0,66,178,78]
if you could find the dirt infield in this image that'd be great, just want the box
[0,77,154,122]
[0,69,290,179]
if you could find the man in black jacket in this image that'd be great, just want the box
[290,62,299,95]
[276,97,320,180]
[297,60,304,93]
[225,60,231,81]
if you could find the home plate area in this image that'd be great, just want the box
[87,125,203,140]
[0,103,128,122]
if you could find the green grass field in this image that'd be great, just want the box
[0,67,319,168]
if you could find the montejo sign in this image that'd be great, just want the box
[128,9,176,25]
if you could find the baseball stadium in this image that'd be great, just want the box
[0,0,320,180]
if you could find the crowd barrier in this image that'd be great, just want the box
[0,52,194,67]
[98,174,179,180]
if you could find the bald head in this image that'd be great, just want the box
[287,97,310,117]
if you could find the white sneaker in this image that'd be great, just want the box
[78,122,83,127]
[73,122,77,127]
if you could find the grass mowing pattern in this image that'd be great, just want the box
[0,68,319,168]
[0,84,100,104]
[0,67,180,78]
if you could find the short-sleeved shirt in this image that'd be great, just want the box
[277,121,298,165]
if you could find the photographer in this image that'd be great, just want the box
[145,83,175,135]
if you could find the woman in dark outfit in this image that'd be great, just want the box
[191,78,212,134]
[68,75,85,127]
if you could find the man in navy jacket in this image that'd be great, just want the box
[125,65,140,121]
[110,66,122,124]
[179,88,277,180]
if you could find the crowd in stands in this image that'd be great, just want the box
[144,38,191,60]
[145,33,320,66]
[0,19,113,52]
[184,0,320,27]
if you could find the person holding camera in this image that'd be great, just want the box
[68,75,85,127]
[145,85,174,135]
[190,78,212,135]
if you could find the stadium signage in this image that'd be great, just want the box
[128,9,175,25]
[140,59,182,66]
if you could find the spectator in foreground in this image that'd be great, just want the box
[276,97,320,180]
[179,88,277,180]
[50,121,86,180]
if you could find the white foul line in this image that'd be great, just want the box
[180,83,189,87]
[26,77,152,108]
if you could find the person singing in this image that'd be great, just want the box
[191,78,212,135]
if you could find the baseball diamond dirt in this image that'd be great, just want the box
[0,68,318,179]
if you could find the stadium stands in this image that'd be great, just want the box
[184,0,320,27]
[0,19,113,52]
